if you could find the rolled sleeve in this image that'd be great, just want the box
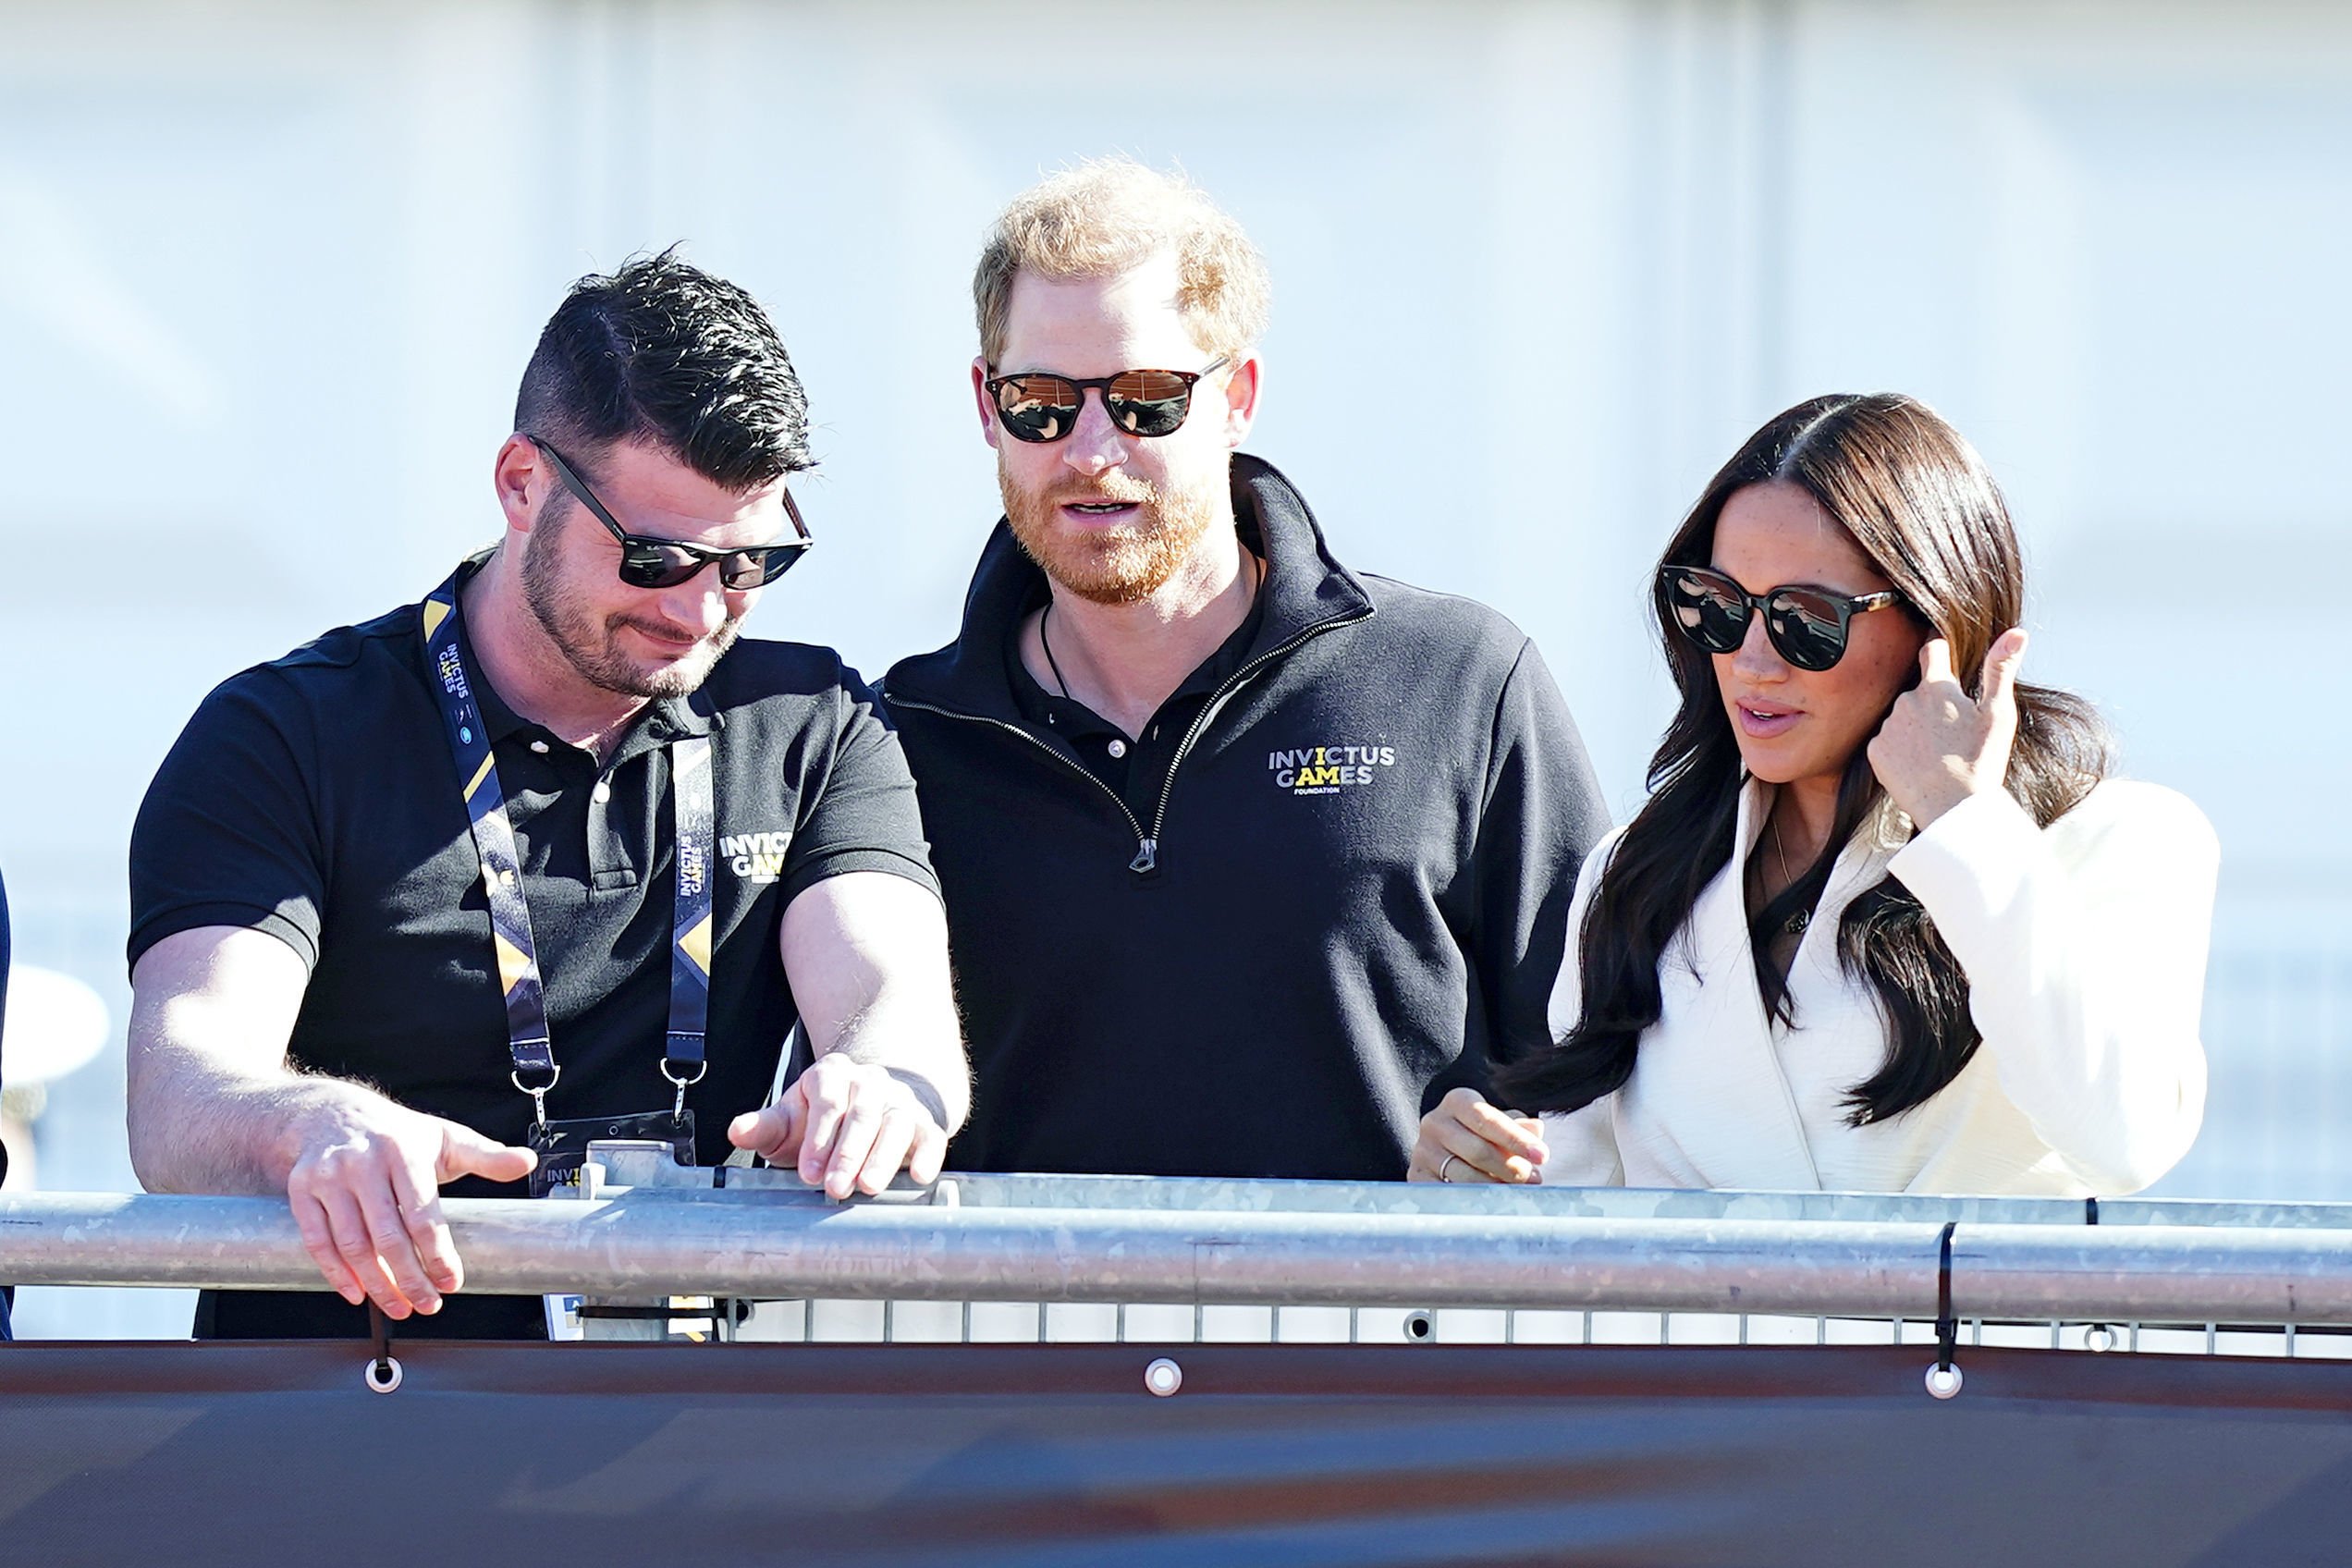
[776,671,943,911]
[128,674,327,976]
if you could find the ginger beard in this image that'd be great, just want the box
[521,499,742,699]
[999,460,1224,606]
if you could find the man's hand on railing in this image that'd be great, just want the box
[1409,1087,1548,1184]
[282,1097,536,1318]
[727,1053,949,1201]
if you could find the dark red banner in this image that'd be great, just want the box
[2,1342,2347,1564]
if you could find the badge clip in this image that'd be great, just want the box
[662,1057,707,1127]
[511,1063,562,1130]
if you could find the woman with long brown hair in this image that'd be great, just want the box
[1413,393,2214,1194]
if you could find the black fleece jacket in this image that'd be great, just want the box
[885,455,1610,1180]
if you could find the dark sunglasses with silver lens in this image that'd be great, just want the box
[1659,563,1905,672]
[984,356,1230,443]
[527,435,813,591]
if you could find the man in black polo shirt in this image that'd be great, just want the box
[127,254,966,1338]
[885,162,1610,1182]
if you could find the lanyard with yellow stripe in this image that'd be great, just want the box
[420,567,714,1130]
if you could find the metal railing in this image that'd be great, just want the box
[7,1144,2352,1362]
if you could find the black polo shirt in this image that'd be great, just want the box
[129,562,937,1339]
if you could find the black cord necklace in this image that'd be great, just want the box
[1037,550,1265,706]
[1039,601,1073,700]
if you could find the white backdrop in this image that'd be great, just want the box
[3,0,2347,1334]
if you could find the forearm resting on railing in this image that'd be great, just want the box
[125,925,327,1196]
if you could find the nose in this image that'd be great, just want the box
[655,567,734,637]
[1730,612,1786,680]
[1058,388,1130,475]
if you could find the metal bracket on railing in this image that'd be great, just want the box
[594,1139,953,1205]
[1925,1221,1964,1400]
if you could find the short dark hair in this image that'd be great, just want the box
[514,248,812,489]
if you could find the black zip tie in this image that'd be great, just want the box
[1934,1221,1957,1369]
[2083,1197,2115,1351]
[364,1301,403,1394]
[1925,1220,1963,1399]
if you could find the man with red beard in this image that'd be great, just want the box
[886,164,1609,1181]
[127,254,967,1338]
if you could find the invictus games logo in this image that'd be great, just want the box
[1269,744,1397,795]
[722,829,791,884]
[435,645,471,699]
[678,840,708,898]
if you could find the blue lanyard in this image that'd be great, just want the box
[420,568,714,1127]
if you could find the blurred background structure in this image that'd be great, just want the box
[1,0,2346,1337]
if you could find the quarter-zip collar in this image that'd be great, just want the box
[885,453,1376,720]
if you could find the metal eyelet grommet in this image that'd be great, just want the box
[1924,1363,1963,1400]
[365,1356,404,1394]
[2084,1324,2118,1354]
[1144,1358,1183,1397]
[1403,1310,1435,1342]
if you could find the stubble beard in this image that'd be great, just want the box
[1000,461,1224,606]
[520,506,741,700]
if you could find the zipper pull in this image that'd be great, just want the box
[1129,838,1158,875]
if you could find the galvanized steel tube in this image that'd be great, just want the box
[6,1194,2349,1323]
[0,1192,1941,1314]
[1950,1223,2352,1324]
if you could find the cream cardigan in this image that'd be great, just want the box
[1537,778,2216,1195]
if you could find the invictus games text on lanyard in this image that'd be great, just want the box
[421,568,715,1195]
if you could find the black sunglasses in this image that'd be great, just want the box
[1659,564,1905,672]
[984,356,1231,443]
[526,435,813,591]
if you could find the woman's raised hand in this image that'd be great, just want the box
[1407,1086,1548,1183]
[1868,628,2027,828]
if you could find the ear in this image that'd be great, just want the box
[492,434,543,537]
[971,358,1001,452]
[1219,351,1263,448]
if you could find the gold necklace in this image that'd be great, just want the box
[1770,810,1810,936]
